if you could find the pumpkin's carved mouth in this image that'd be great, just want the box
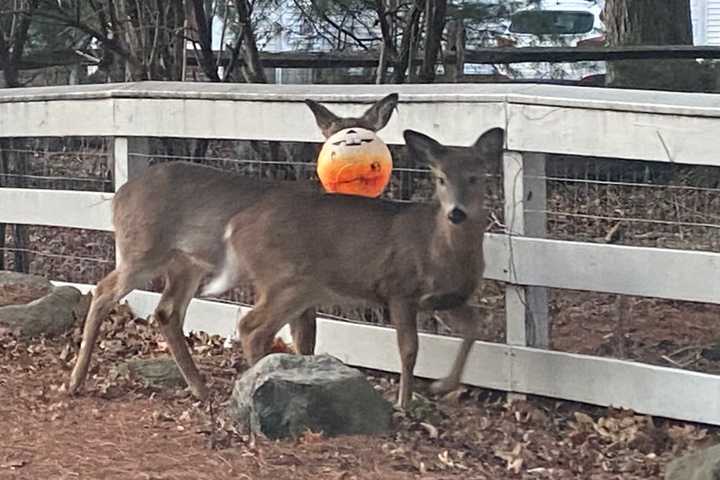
[332,162,386,184]
[333,173,386,187]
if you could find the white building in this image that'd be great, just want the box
[692,0,720,45]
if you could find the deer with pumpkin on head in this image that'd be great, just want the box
[67,93,399,401]
[204,125,503,409]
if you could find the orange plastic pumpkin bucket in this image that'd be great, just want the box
[316,127,392,198]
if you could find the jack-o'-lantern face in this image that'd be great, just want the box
[316,127,393,198]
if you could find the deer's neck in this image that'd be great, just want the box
[430,208,484,270]
[413,208,484,311]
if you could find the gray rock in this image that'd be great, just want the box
[0,270,53,306]
[123,357,187,388]
[666,443,720,480]
[228,353,393,439]
[0,286,82,338]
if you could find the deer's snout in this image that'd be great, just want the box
[447,207,467,224]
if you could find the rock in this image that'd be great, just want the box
[0,286,83,338]
[228,353,393,439]
[0,271,53,307]
[666,443,720,480]
[123,358,186,388]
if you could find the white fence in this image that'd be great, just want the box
[2,81,720,425]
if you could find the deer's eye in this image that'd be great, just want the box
[436,177,446,186]
[468,176,479,185]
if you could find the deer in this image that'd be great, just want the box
[66,93,400,401]
[202,127,503,409]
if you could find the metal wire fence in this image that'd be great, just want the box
[3,138,720,361]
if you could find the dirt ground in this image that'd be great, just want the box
[1,297,719,480]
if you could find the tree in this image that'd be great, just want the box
[0,0,39,87]
[418,0,446,82]
[603,0,716,92]
[0,0,42,272]
[604,0,692,46]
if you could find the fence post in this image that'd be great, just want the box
[112,137,149,190]
[503,150,549,356]
[111,137,149,264]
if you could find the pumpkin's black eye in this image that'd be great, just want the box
[437,177,446,186]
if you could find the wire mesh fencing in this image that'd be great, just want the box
[3,138,720,359]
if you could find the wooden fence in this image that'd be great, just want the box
[2,81,720,424]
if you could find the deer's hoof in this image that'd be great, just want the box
[191,384,211,402]
[65,380,82,397]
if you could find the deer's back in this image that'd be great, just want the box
[227,191,479,304]
[112,162,314,268]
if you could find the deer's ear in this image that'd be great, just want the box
[472,127,504,160]
[361,93,399,132]
[305,99,341,138]
[404,129,445,166]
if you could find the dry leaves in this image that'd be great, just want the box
[0,283,717,479]
[495,443,524,474]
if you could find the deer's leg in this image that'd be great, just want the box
[389,298,418,410]
[429,304,480,395]
[153,258,208,400]
[68,267,144,395]
[237,309,265,364]
[290,308,317,355]
[239,286,313,365]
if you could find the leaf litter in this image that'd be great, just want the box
[0,295,718,479]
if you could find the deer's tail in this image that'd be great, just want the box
[201,225,241,297]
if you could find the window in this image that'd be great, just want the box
[509,11,595,35]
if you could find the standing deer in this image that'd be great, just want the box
[67,93,399,400]
[203,127,503,408]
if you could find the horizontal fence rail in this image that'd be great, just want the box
[4,82,720,426]
[14,45,720,72]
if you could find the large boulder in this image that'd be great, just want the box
[227,353,393,439]
[0,285,84,338]
[666,443,720,480]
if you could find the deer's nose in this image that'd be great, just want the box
[447,208,467,224]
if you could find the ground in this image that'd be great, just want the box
[1,300,718,480]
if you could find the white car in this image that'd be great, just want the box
[495,0,606,83]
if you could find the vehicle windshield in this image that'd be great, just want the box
[509,10,595,35]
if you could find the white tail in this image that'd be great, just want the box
[207,127,504,408]
[67,93,399,401]
[201,225,242,297]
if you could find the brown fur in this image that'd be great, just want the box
[67,94,399,400]
[205,128,504,408]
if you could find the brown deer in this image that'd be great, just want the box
[67,93,399,400]
[202,127,503,408]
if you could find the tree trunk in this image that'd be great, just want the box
[604,0,713,92]
[190,0,221,81]
[0,2,37,271]
[235,0,267,83]
[0,146,6,270]
[444,18,465,82]
[392,3,422,83]
[604,0,692,46]
[418,0,447,83]
[374,0,395,84]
